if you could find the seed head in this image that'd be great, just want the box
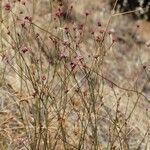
[4,3,11,11]
[97,21,101,27]
[70,5,73,9]
[143,65,146,69]
[42,75,46,81]
[24,16,32,22]
[21,46,29,53]
[85,11,90,16]
[64,25,69,34]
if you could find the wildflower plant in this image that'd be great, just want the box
[0,0,150,149]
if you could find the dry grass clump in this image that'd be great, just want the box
[0,0,150,149]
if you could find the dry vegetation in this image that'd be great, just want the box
[0,0,150,149]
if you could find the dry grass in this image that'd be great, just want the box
[0,0,150,150]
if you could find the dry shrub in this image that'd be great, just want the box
[0,0,150,149]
